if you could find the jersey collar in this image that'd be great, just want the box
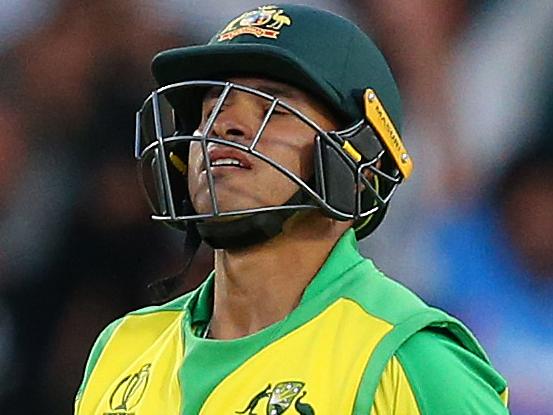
[187,228,366,327]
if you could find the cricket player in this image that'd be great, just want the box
[75,4,509,414]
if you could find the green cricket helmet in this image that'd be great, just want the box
[135,4,413,249]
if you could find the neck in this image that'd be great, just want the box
[209,212,350,340]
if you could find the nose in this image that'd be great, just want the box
[210,97,259,143]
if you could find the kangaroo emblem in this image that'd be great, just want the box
[218,6,293,42]
[267,10,291,30]
[236,384,272,415]
[236,381,315,415]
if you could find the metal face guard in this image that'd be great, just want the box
[135,80,404,231]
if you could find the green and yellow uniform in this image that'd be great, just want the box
[75,230,509,414]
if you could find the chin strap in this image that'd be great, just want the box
[147,222,202,302]
[195,190,312,250]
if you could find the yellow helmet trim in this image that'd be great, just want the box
[363,89,413,179]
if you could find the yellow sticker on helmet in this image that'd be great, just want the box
[363,89,413,179]
[169,152,187,175]
[342,141,362,162]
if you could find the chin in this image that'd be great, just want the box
[191,181,301,215]
[191,195,259,215]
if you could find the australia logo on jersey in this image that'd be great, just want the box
[236,381,315,415]
[103,363,151,415]
[218,5,292,42]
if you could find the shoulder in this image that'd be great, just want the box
[128,290,195,316]
[74,317,123,407]
[344,259,429,321]
[75,290,195,395]
[90,291,194,344]
[376,328,509,414]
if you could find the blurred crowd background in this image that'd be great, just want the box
[0,0,551,413]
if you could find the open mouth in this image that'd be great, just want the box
[210,157,249,168]
[206,146,253,171]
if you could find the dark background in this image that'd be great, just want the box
[0,1,551,413]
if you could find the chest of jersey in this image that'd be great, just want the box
[77,300,394,415]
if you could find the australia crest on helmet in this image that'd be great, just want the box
[218,5,292,42]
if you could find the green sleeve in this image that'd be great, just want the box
[74,318,123,402]
[395,328,509,414]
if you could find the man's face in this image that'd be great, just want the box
[187,77,338,215]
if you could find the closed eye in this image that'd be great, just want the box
[273,108,291,115]
[270,103,292,116]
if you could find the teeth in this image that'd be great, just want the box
[211,158,244,167]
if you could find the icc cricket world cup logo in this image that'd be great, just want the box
[106,363,151,415]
